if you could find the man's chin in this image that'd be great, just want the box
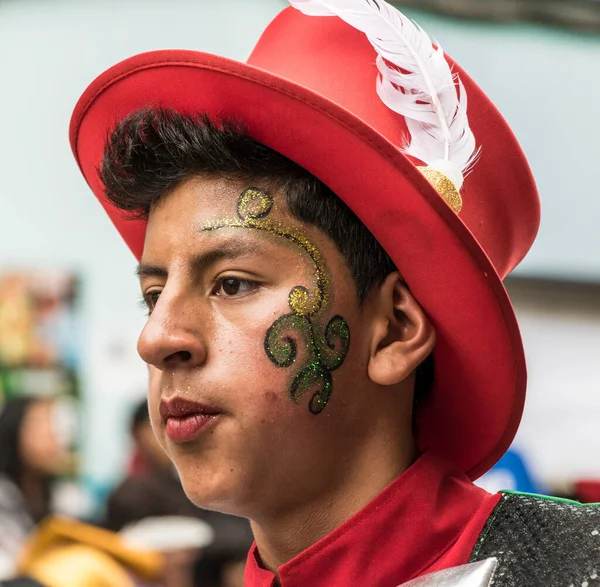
[178,475,245,516]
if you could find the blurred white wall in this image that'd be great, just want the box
[506,280,600,484]
[0,0,598,495]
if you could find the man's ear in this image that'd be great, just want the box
[366,273,436,386]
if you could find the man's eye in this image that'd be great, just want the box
[216,277,257,297]
[141,291,161,312]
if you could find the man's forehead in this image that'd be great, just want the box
[147,176,289,225]
[141,177,326,274]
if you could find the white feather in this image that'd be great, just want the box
[288,0,479,189]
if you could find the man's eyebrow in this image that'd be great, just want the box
[135,264,168,280]
[136,240,262,281]
[190,240,261,273]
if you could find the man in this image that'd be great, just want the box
[69,1,600,585]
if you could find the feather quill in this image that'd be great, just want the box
[288,0,479,190]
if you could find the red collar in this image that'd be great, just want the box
[244,451,500,587]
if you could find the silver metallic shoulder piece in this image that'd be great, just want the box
[398,558,498,587]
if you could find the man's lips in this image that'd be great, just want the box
[159,397,222,443]
[159,397,221,421]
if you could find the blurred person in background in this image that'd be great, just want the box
[105,399,205,587]
[105,399,197,530]
[106,391,251,587]
[0,397,72,580]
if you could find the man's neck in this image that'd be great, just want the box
[250,437,417,574]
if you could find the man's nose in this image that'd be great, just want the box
[137,293,208,370]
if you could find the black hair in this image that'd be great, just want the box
[0,396,52,521]
[100,108,433,407]
[0,397,36,485]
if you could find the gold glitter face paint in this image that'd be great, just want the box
[204,187,328,317]
[203,187,350,414]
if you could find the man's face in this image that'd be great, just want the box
[139,177,371,519]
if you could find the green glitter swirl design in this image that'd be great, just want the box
[203,187,350,414]
[264,312,350,414]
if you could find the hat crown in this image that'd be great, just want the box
[248,8,540,278]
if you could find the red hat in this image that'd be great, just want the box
[69,4,539,479]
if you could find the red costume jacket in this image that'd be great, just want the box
[244,451,500,586]
[245,451,600,586]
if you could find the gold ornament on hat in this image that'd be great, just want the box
[290,0,479,213]
[417,166,463,213]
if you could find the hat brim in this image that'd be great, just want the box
[70,49,525,479]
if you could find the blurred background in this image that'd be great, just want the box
[0,0,599,584]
